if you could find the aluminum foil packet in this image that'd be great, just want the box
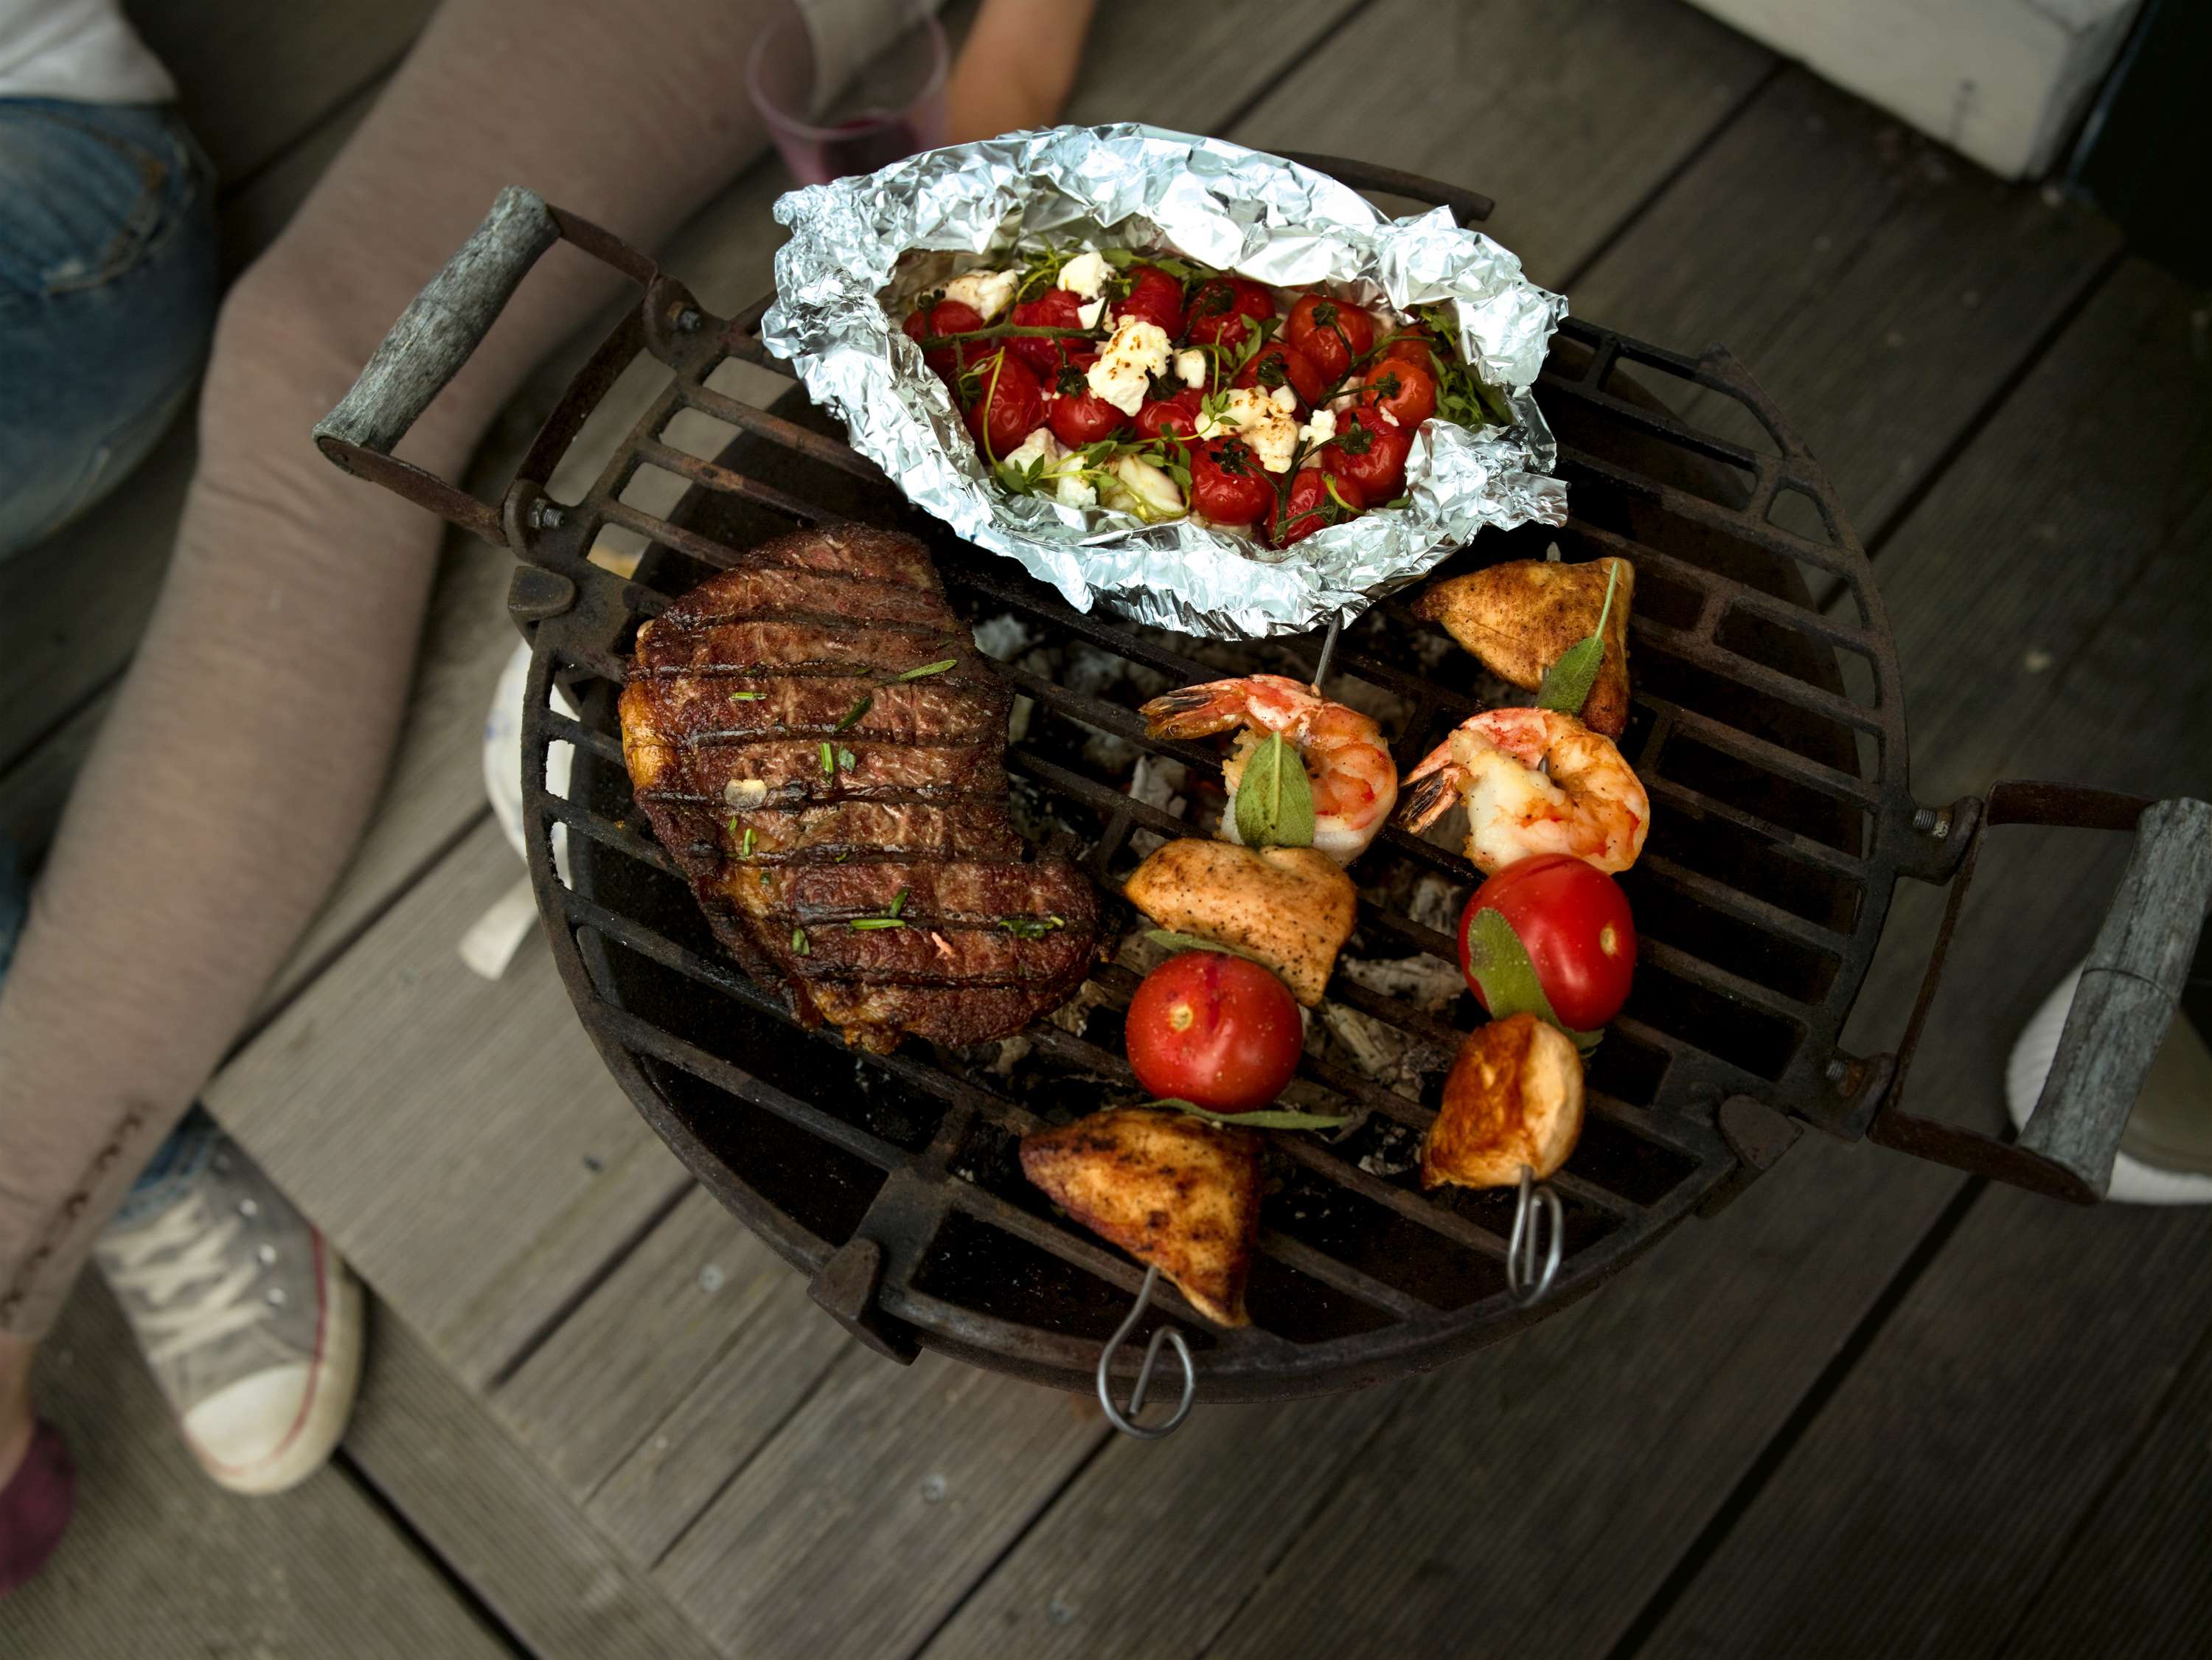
[761,123,1568,638]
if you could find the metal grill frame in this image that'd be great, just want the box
[321,159,2015,1403]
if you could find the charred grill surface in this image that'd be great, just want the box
[618,527,1099,1051]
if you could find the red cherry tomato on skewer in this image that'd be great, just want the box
[1457,854,1637,1032]
[1125,951,1304,1114]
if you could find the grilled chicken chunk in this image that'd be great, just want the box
[1420,1013,1585,1191]
[1411,556,1635,737]
[1122,838,1356,1007]
[1020,1108,1262,1327]
[619,526,1098,1052]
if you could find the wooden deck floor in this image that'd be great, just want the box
[8,1,2211,1655]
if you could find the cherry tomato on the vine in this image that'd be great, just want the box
[1007,287,1088,377]
[1267,465,1365,547]
[1135,387,1206,442]
[1357,358,1438,427]
[1321,404,1412,502]
[1285,294,1375,383]
[1046,356,1127,448]
[1233,341,1326,411]
[1124,951,1304,1114]
[1458,853,1637,1031]
[1188,436,1278,526]
[1374,327,1439,371]
[961,350,1045,464]
[1115,263,1187,338]
[902,297,984,378]
[1184,277,1276,348]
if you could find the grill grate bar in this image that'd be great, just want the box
[1274,1134,1512,1261]
[1637,853,1852,956]
[673,380,891,484]
[1556,445,1868,586]
[1256,1229,1440,1321]
[1643,776,1869,883]
[544,709,627,767]
[591,1001,907,1173]
[1651,699,1883,809]
[1637,937,1814,1025]
[1632,615,1883,737]
[630,437,856,527]
[1569,519,1882,658]
[533,789,683,877]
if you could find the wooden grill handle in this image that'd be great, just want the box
[314,187,559,463]
[2017,796,2212,1198]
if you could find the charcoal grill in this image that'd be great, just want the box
[313,161,2212,1406]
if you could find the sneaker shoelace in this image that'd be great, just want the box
[103,1193,268,1366]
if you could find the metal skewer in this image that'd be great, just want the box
[1096,1265,1196,1440]
[1506,1164,1564,1305]
[1310,610,1345,693]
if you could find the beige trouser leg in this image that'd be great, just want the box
[0,0,794,1338]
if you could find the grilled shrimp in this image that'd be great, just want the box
[1140,673,1398,863]
[1398,707,1648,875]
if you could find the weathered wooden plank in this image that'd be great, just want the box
[580,1283,855,1563]
[987,261,2212,1660]
[344,1299,728,1660]
[1566,66,2124,532]
[10,1279,512,1660]
[653,1350,1107,1656]
[204,819,691,1389]
[125,0,436,188]
[2000,1324,2212,1660]
[1635,1200,2212,1659]
[491,1185,847,1504]
[1229,0,1777,289]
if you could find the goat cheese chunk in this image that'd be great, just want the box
[1194,387,1300,473]
[1059,250,1109,299]
[1085,316,1172,416]
[1298,409,1338,448]
[942,268,1018,322]
[1002,426,1062,476]
[1175,349,1207,388]
[1100,454,1185,522]
[1269,384,1298,414]
[1076,296,1106,329]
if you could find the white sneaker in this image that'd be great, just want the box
[93,1120,364,1493]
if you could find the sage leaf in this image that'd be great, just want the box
[1535,559,1621,718]
[896,658,958,681]
[1144,1097,1355,1132]
[1461,907,1604,1054]
[1232,731,1316,850]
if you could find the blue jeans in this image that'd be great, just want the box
[0,98,220,559]
[1,99,222,1201]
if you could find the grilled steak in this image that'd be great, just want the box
[618,526,1099,1052]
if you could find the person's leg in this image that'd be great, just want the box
[0,0,801,1505]
[0,98,220,558]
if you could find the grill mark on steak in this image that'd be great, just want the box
[620,527,1098,1052]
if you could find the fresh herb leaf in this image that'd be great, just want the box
[849,917,907,930]
[1461,908,1604,1053]
[834,695,872,732]
[818,740,834,778]
[1142,928,1271,967]
[888,887,908,918]
[1232,731,1317,850]
[1144,1097,1355,1132]
[791,925,810,955]
[836,746,858,772]
[728,690,766,701]
[896,659,958,681]
[1534,559,1622,719]
[727,815,741,839]
[1001,914,1067,940]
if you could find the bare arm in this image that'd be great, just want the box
[945,0,1102,142]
